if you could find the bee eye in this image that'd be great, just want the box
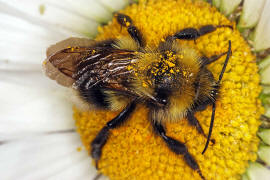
[154,87,170,107]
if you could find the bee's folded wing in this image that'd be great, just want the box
[46,37,96,57]
[43,38,95,87]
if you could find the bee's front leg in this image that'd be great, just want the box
[200,51,228,66]
[91,101,136,169]
[114,13,145,47]
[172,24,233,42]
[152,122,205,180]
[187,111,215,144]
[187,111,206,136]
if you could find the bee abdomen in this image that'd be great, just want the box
[78,85,110,109]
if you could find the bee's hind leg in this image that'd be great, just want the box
[91,101,136,169]
[152,122,205,180]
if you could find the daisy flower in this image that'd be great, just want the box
[0,0,270,180]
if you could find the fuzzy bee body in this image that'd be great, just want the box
[45,38,216,122]
[44,13,232,180]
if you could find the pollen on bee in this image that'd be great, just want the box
[127,65,133,71]
[142,82,148,87]
[179,54,184,59]
[164,60,175,68]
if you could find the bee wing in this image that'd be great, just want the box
[46,37,96,57]
[44,38,139,96]
[74,48,138,93]
[43,37,96,87]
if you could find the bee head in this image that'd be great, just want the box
[153,87,170,106]
[150,56,182,107]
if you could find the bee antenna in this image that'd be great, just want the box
[202,40,231,154]
[217,40,231,84]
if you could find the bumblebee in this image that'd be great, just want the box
[43,13,232,180]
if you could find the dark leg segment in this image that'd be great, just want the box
[115,13,145,47]
[187,111,215,144]
[91,101,136,168]
[173,24,233,41]
[127,26,144,47]
[200,51,228,66]
[153,122,205,180]
[202,40,232,154]
[187,112,205,136]
[115,13,133,27]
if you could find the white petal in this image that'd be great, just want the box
[63,0,114,24]
[0,71,76,140]
[0,0,99,37]
[238,0,265,29]
[0,12,68,65]
[260,62,270,85]
[220,0,241,15]
[259,55,270,70]
[258,145,270,166]
[0,0,109,66]
[266,106,270,117]
[242,173,249,180]
[259,54,270,87]
[100,0,129,12]
[213,0,221,8]
[253,0,270,51]
[246,162,270,180]
[262,85,270,94]
[0,133,98,180]
[258,129,270,145]
[0,61,41,71]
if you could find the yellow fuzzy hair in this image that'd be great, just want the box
[113,37,203,123]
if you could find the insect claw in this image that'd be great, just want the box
[93,173,102,180]
[95,160,99,170]
[197,169,206,180]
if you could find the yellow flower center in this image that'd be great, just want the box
[73,0,264,179]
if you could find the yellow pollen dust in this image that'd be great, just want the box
[73,0,264,179]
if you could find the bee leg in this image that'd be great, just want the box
[153,122,205,180]
[200,51,228,66]
[91,101,136,169]
[172,24,233,41]
[94,39,118,48]
[93,173,103,180]
[202,41,231,154]
[187,112,215,144]
[115,13,133,27]
[187,112,205,136]
[127,26,145,47]
[114,13,145,47]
